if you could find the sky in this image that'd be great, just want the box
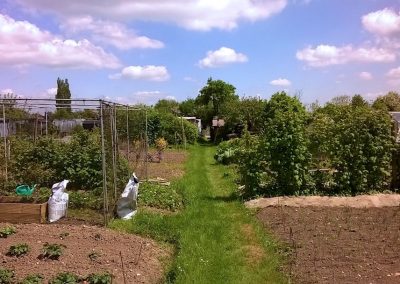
[0,0,400,106]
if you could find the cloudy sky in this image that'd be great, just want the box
[0,0,400,105]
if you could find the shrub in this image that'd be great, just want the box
[214,138,241,165]
[0,268,14,284]
[139,182,184,211]
[0,226,16,238]
[8,243,29,257]
[261,92,311,195]
[86,272,112,284]
[49,272,80,284]
[42,243,64,260]
[20,274,44,284]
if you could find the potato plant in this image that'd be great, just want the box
[0,268,14,284]
[0,226,16,238]
[8,243,29,257]
[42,243,65,260]
[20,274,44,284]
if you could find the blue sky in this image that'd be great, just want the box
[0,0,400,105]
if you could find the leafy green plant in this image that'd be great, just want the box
[42,243,64,260]
[0,226,16,238]
[139,182,184,211]
[8,243,29,257]
[214,138,241,165]
[0,268,14,284]
[19,274,44,284]
[88,251,101,261]
[49,272,80,284]
[86,272,112,284]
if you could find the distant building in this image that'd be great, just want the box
[182,117,202,134]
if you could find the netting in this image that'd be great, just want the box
[0,98,148,225]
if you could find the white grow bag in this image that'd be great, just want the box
[48,180,69,223]
[117,173,139,220]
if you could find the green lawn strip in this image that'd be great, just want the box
[110,145,286,283]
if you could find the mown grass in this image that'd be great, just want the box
[110,145,287,284]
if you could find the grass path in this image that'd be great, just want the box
[111,145,286,283]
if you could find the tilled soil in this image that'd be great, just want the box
[0,223,171,283]
[257,206,400,284]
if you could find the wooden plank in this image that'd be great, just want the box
[0,200,48,223]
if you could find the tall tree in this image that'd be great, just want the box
[196,77,238,118]
[154,99,179,114]
[56,77,72,113]
[372,91,400,111]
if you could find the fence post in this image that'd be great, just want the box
[100,101,108,226]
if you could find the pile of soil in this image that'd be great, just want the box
[257,206,400,283]
[0,223,171,283]
[246,193,400,209]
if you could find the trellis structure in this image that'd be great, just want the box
[0,98,149,225]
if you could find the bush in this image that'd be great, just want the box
[0,268,14,284]
[214,138,241,165]
[260,92,311,195]
[159,113,198,145]
[139,182,184,211]
[7,243,29,257]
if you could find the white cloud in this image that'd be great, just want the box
[165,95,176,101]
[0,88,14,95]
[61,16,164,50]
[362,8,400,37]
[387,66,400,79]
[270,78,291,86]
[109,65,170,81]
[296,44,396,67]
[359,71,373,80]
[46,87,57,96]
[15,0,287,31]
[0,14,120,69]
[198,47,248,68]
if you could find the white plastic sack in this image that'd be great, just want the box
[48,180,69,223]
[117,173,139,220]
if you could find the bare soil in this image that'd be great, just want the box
[0,222,171,283]
[257,206,400,284]
[246,194,400,209]
[145,149,187,181]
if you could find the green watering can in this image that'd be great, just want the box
[15,184,37,196]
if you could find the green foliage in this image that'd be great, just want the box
[261,92,311,195]
[8,127,128,191]
[55,77,72,115]
[42,243,64,260]
[139,182,184,211]
[179,99,197,117]
[0,226,16,238]
[154,99,179,114]
[372,91,400,111]
[19,274,44,284]
[8,243,29,257]
[0,268,14,284]
[214,138,241,165]
[318,103,394,194]
[49,272,80,284]
[159,113,198,145]
[85,272,112,284]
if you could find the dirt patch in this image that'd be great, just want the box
[0,223,171,283]
[246,194,400,209]
[146,150,187,180]
[257,206,400,284]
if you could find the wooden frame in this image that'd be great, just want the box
[0,196,47,223]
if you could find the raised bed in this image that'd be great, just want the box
[0,196,47,223]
